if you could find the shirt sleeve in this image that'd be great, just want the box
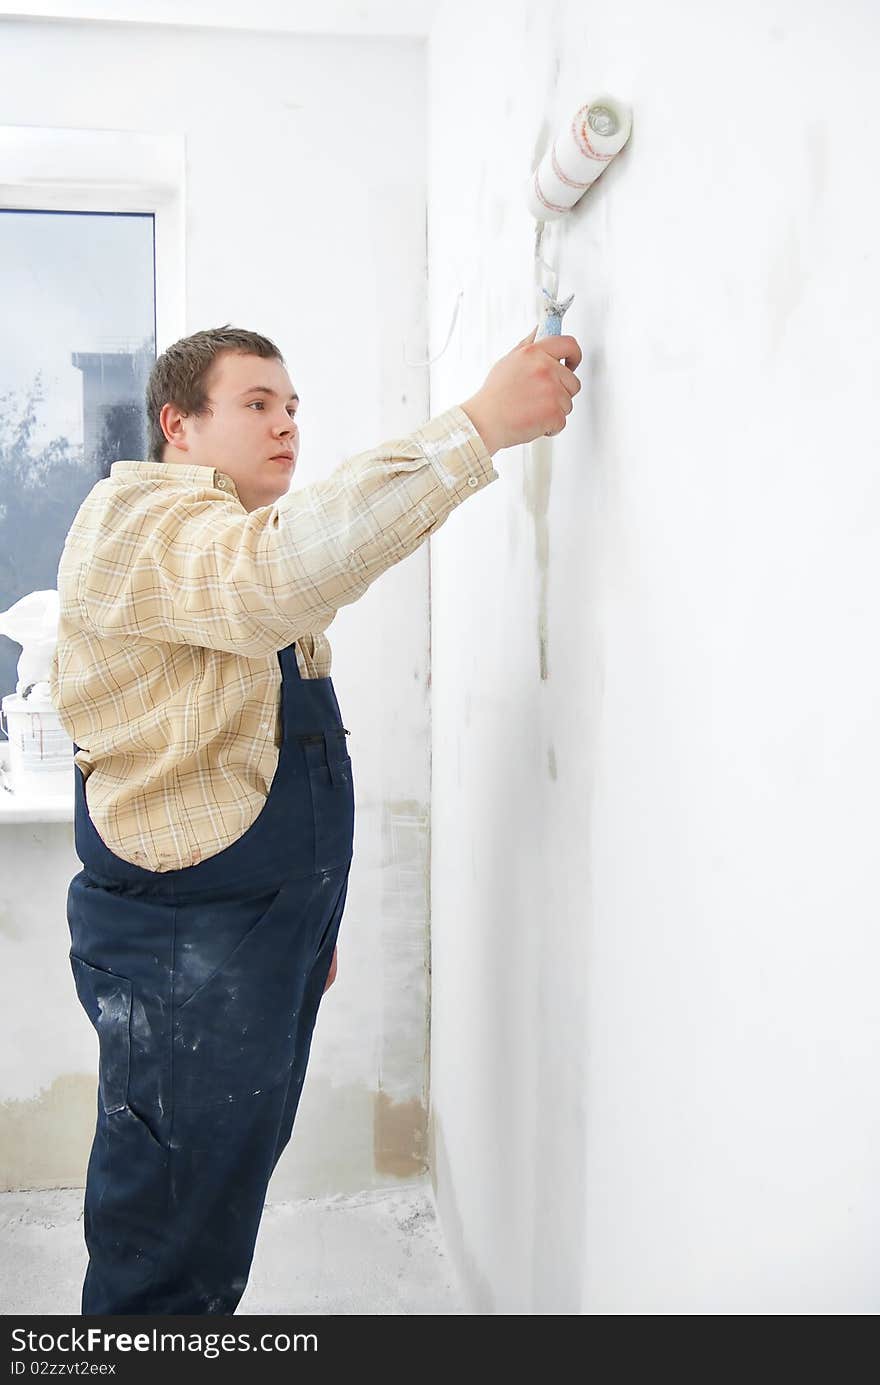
[71,404,499,657]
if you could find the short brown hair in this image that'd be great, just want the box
[145,324,285,464]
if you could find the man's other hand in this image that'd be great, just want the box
[322,943,338,995]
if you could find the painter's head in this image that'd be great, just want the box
[145,325,300,513]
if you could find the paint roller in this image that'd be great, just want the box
[404,94,632,368]
[527,95,633,339]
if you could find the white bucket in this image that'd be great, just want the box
[0,688,74,799]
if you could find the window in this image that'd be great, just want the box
[0,122,183,725]
[0,207,156,706]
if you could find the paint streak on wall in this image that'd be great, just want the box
[0,1074,95,1190]
[522,436,554,679]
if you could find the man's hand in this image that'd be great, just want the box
[322,943,338,995]
[459,326,583,456]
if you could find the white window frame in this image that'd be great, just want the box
[0,124,185,821]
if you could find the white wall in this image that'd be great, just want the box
[0,16,433,1197]
[427,0,880,1313]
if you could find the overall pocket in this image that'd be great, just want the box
[298,730,355,873]
[70,954,132,1114]
[171,879,325,1110]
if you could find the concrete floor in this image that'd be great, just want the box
[0,1177,467,1315]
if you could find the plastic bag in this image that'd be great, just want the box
[0,589,60,698]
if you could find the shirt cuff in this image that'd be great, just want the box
[411,404,499,506]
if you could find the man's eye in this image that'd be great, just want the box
[248,400,298,418]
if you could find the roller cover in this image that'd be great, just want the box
[526,95,632,221]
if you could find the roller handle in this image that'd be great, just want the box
[535,286,575,339]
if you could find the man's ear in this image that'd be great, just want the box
[160,401,188,453]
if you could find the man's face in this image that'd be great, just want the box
[160,350,300,512]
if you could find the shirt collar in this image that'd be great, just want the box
[109,459,240,501]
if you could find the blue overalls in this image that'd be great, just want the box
[66,639,354,1315]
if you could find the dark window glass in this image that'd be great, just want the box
[0,209,156,712]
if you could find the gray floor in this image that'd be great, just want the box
[0,1178,467,1315]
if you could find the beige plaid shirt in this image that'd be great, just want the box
[50,404,498,872]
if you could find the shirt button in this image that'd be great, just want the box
[467,476,478,487]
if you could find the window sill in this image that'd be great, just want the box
[0,752,74,824]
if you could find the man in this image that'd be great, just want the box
[51,321,582,1315]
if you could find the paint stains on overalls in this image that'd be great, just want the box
[67,640,354,1314]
